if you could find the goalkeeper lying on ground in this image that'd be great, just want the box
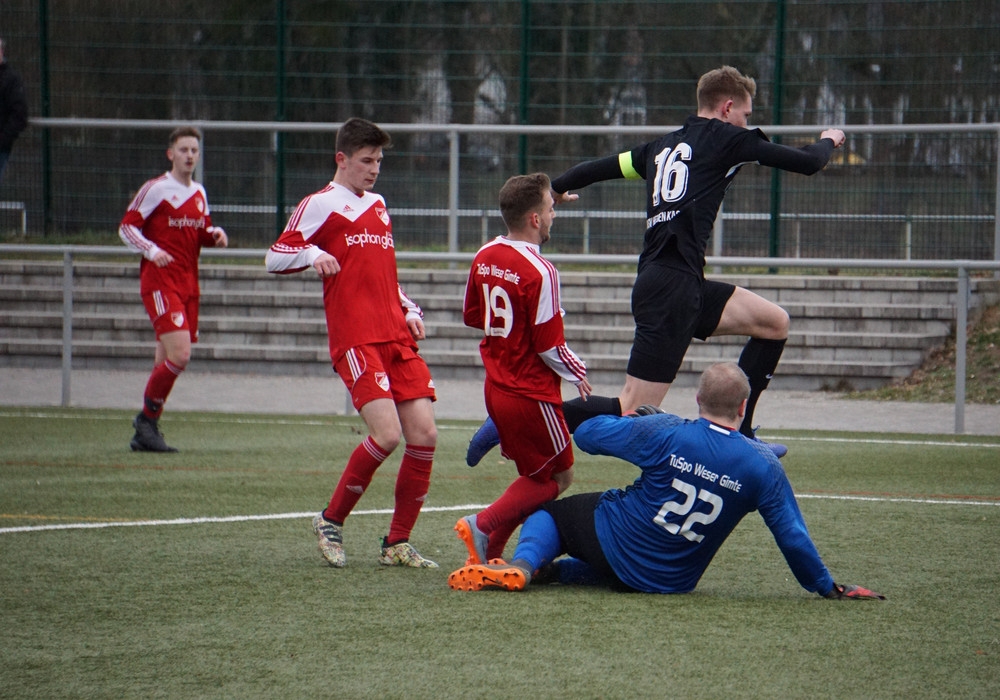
[449,362,885,600]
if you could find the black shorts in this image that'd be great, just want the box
[627,266,735,383]
[541,492,635,591]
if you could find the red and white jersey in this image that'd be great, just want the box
[464,236,586,403]
[119,172,216,298]
[265,182,422,364]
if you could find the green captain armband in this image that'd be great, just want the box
[618,152,641,180]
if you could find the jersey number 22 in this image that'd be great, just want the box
[652,477,723,543]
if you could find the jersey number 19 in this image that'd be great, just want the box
[481,283,513,338]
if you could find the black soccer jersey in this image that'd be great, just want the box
[551,115,836,277]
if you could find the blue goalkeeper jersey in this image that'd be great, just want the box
[575,413,834,595]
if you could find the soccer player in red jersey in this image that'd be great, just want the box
[119,126,228,452]
[266,118,438,569]
[454,173,592,565]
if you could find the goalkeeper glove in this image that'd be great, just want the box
[824,583,886,600]
[629,405,666,416]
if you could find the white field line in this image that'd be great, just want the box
[2,411,998,535]
[770,435,1000,449]
[2,495,998,536]
[0,504,491,535]
[0,410,472,430]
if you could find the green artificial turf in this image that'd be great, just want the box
[1,408,998,698]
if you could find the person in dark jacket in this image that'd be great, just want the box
[0,38,29,184]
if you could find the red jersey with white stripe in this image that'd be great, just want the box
[265,182,421,364]
[464,236,586,403]
[119,172,216,297]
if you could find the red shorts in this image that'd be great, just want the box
[142,290,199,342]
[485,382,573,480]
[334,342,437,411]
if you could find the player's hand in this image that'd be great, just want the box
[209,226,228,248]
[151,250,174,268]
[824,583,885,600]
[576,377,593,400]
[553,190,579,205]
[406,316,426,341]
[821,129,846,148]
[313,253,341,278]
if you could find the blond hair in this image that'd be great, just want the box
[696,66,757,112]
[696,362,750,422]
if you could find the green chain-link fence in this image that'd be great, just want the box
[1,0,997,258]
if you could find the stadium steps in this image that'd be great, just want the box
[1,259,998,390]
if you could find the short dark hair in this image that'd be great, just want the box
[168,126,202,147]
[335,118,392,157]
[696,66,757,111]
[499,172,551,230]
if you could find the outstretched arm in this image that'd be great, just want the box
[550,154,629,194]
[741,129,846,175]
[759,470,884,599]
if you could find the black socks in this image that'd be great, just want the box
[562,395,622,433]
[737,337,786,437]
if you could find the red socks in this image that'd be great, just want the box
[478,476,560,559]
[141,360,184,420]
[324,440,435,543]
[324,436,390,524]
[386,444,435,544]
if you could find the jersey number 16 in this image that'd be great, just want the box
[651,143,692,206]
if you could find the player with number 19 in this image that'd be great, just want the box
[454,173,592,566]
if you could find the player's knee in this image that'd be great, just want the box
[773,307,790,336]
[381,435,403,454]
[402,419,437,447]
[756,304,789,339]
[167,348,191,368]
[553,467,574,495]
[370,427,403,453]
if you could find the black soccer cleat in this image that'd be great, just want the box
[633,404,666,416]
[129,412,178,453]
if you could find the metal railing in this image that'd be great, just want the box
[23,118,1000,263]
[2,243,998,434]
[0,201,27,236]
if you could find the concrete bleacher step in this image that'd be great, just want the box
[3,258,999,391]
